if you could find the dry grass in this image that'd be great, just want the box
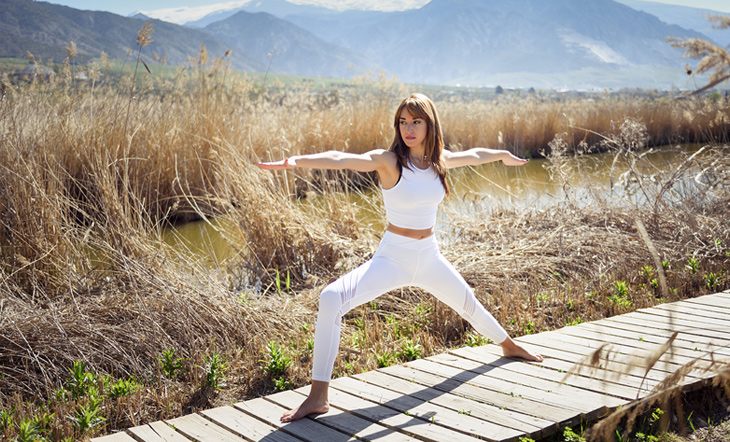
[0,38,729,441]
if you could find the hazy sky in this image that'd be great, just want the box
[41,0,730,17]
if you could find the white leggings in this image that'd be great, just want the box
[311,230,509,382]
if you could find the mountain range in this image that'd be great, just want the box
[1,0,726,89]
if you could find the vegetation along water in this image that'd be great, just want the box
[0,32,729,441]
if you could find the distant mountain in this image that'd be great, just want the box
[616,0,730,47]
[284,0,707,88]
[203,11,375,78]
[0,0,266,71]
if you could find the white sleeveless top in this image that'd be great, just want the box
[381,162,445,229]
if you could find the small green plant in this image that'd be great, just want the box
[399,338,423,361]
[273,376,292,391]
[703,271,723,290]
[16,417,45,442]
[71,397,105,436]
[563,426,586,442]
[458,409,472,415]
[686,257,700,274]
[108,377,139,399]
[612,280,629,297]
[464,333,489,347]
[415,302,432,325]
[523,320,535,335]
[609,281,631,308]
[662,260,670,270]
[159,349,186,379]
[641,265,654,279]
[634,432,658,442]
[518,437,536,442]
[0,408,14,433]
[274,269,291,294]
[375,351,394,368]
[66,361,95,400]
[201,353,228,391]
[261,341,292,377]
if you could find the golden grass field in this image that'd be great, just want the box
[1,44,729,441]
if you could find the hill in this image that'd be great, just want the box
[203,11,375,78]
[0,0,266,71]
[284,0,707,88]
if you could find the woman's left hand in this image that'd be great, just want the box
[502,152,529,166]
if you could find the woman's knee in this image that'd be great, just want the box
[318,282,344,316]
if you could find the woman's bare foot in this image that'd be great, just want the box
[281,380,330,423]
[500,337,544,362]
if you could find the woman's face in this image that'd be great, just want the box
[399,108,427,151]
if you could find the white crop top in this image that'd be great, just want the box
[381,163,445,229]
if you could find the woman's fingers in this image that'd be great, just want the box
[258,159,291,170]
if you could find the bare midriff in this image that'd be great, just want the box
[386,223,434,240]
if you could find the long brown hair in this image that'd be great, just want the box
[388,93,449,196]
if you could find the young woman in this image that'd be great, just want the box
[258,93,543,423]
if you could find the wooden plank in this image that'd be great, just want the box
[607,312,730,340]
[128,421,191,442]
[264,389,419,442]
[573,321,730,357]
[200,405,304,442]
[382,360,585,425]
[682,295,730,310]
[232,397,355,442]
[166,413,247,442]
[319,384,486,442]
[331,376,525,442]
[93,432,138,442]
[355,369,552,438]
[507,332,686,384]
[553,326,710,368]
[453,345,639,402]
[681,292,730,308]
[588,316,730,351]
[653,301,730,320]
[633,307,730,328]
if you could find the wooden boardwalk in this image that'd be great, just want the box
[94,291,730,442]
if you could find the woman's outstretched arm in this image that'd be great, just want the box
[258,149,393,173]
[442,148,528,169]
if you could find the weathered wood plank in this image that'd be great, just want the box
[682,295,730,310]
[232,397,355,442]
[436,348,628,408]
[264,389,419,442]
[604,313,730,341]
[128,421,191,442]
[552,326,708,369]
[584,318,730,355]
[355,369,553,438]
[321,383,487,442]
[201,405,304,442]
[633,307,730,328]
[455,343,649,401]
[516,331,703,381]
[562,323,730,359]
[331,376,525,442]
[166,413,247,442]
[92,432,138,442]
[382,360,585,425]
[652,301,730,321]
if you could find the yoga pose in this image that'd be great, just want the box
[258,93,543,423]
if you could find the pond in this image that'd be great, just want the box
[162,145,703,265]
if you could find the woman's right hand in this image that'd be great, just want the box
[258,158,296,170]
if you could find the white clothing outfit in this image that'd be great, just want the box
[311,163,509,382]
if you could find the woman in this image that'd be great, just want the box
[258,93,543,423]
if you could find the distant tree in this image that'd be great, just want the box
[667,14,730,96]
[495,85,504,95]
[528,87,536,94]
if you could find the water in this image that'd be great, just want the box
[163,145,701,264]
